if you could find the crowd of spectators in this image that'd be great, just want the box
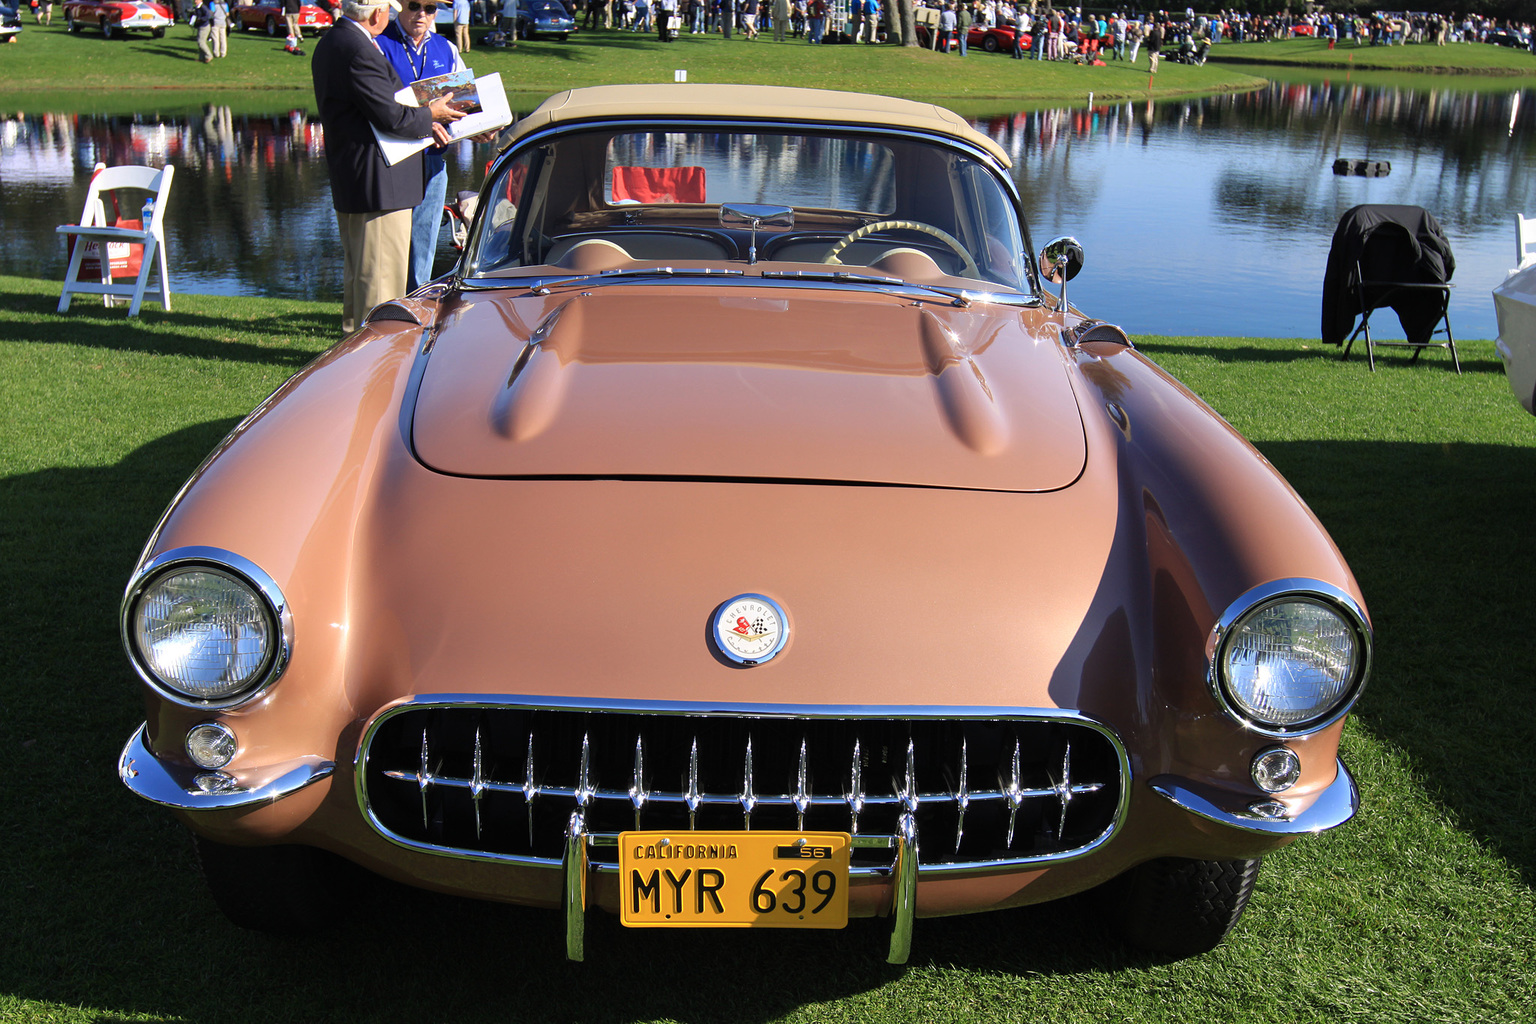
[482,1,1536,54]
[19,0,1531,56]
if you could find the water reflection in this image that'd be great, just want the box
[0,106,492,302]
[989,78,1534,337]
[1,77,1530,338]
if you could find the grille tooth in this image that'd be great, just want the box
[793,738,811,831]
[740,737,756,830]
[684,737,702,830]
[471,726,486,839]
[364,708,1123,869]
[418,727,432,832]
[954,737,968,855]
[575,732,593,812]
[898,738,918,818]
[846,739,864,836]
[523,731,538,845]
[629,736,647,830]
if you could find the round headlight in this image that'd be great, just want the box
[130,567,276,702]
[1211,583,1370,735]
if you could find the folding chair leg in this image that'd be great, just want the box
[128,237,157,317]
[155,233,172,312]
[58,241,89,313]
[1444,315,1460,374]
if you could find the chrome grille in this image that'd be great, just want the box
[359,702,1125,871]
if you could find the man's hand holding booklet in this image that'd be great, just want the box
[373,69,513,165]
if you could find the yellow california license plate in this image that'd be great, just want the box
[619,831,851,929]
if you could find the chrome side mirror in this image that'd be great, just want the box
[721,203,794,265]
[1039,236,1084,309]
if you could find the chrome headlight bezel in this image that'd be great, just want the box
[1206,579,1372,738]
[120,546,293,710]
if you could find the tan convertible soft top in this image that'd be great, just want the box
[501,84,1012,169]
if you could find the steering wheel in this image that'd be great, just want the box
[823,219,980,278]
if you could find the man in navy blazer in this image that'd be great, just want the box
[312,0,463,332]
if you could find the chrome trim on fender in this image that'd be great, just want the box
[118,724,334,811]
[1205,578,1373,738]
[121,545,294,711]
[353,695,1133,879]
[1149,757,1359,836]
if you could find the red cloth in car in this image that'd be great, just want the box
[612,166,706,204]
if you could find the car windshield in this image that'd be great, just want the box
[466,126,1031,294]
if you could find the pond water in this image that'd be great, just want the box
[2,72,1530,339]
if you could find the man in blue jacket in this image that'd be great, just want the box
[312,0,462,332]
[379,0,467,290]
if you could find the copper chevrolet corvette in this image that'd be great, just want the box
[118,85,1371,963]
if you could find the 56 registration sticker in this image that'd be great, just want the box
[618,831,851,929]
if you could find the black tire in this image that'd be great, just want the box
[102,16,115,37]
[151,26,165,37]
[983,34,999,51]
[1113,857,1261,957]
[67,11,80,31]
[194,834,348,933]
[266,15,279,36]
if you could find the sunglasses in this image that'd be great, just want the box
[407,2,438,11]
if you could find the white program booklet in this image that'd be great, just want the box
[372,71,512,166]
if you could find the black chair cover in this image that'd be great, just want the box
[1321,205,1455,346]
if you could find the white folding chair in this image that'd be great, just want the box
[1514,213,1536,275]
[57,164,175,317]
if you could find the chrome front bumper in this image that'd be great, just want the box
[117,724,334,811]
[1150,757,1359,836]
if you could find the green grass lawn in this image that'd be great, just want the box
[1209,35,1536,74]
[0,19,1318,110]
[2,23,1531,116]
[2,274,1533,1022]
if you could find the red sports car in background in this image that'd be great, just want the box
[63,0,173,37]
[232,1,333,35]
[916,21,1030,53]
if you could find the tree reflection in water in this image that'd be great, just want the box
[0,80,1529,338]
[981,77,1533,338]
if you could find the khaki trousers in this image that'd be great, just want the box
[456,22,470,50]
[337,208,412,334]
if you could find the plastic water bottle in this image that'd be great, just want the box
[141,198,155,227]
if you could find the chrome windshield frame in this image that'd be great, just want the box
[457,115,1041,302]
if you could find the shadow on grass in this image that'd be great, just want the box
[1256,438,1536,886]
[12,288,333,366]
[1,420,1531,1019]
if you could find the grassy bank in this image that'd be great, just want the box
[2,275,1533,1022]
[1209,35,1536,73]
[2,23,1531,113]
[0,19,1252,107]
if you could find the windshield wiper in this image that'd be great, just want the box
[527,267,744,295]
[758,269,981,308]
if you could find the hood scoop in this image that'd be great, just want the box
[412,290,1086,492]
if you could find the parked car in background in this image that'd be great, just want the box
[117,84,1372,967]
[516,0,575,38]
[0,3,23,41]
[916,20,1030,52]
[1494,219,1536,414]
[232,0,332,35]
[1484,26,1530,47]
[63,0,173,37]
